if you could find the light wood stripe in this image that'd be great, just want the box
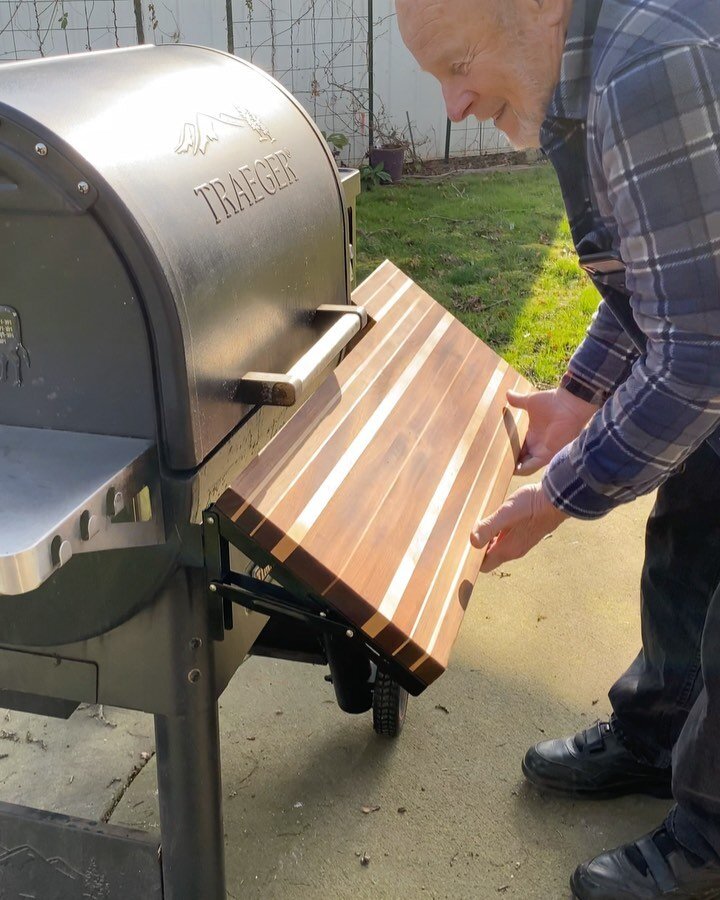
[215,264,530,689]
[272,313,454,562]
[397,383,525,666]
[409,404,526,672]
[370,363,508,632]
[318,327,484,601]
[385,374,521,654]
[229,280,421,524]
[243,301,448,552]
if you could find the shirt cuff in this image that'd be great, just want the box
[542,445,617,520]
[560,371,610,407]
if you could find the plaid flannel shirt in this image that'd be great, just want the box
[540,0,720,519]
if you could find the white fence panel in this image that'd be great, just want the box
[0,0,509,161]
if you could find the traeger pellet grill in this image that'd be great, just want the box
[0,45,528,899]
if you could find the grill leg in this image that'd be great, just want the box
[155,692,226,899]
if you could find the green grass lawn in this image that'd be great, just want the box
[355,164,600,388]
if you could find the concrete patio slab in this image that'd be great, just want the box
[1,474,664,898]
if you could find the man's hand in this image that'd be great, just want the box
[508,387,598,475]
[471,483,569,572]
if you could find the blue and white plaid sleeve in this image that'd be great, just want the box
[561,300,638,406]
[544,44,720,518]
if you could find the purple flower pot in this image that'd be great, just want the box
[369,147,405,183]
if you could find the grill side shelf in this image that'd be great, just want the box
[0,427,165,596]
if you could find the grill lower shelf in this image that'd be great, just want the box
[214,262,530,687]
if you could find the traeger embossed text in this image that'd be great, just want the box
[193,149,299,225]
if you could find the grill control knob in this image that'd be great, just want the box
[51,536,73,569]
[106,488,124,517]
[80,510,100,541]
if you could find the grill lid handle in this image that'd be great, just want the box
[238,305,368,407]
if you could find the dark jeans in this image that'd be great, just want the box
[609,440,720,854]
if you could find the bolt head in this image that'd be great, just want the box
[208,583,217,593]
[187,668,202,684]
[35,142,47,156]
[77,180,90,194]
[345,629,354,639]
[206,516,215,526]
[319,611,327,618]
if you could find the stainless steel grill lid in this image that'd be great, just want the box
[0,45,351,470]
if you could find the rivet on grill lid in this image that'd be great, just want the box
[50,535,72,568]
[77,181,90,194]
[187,669,202,684]
[34,143,47,157]
[345,629,354,639]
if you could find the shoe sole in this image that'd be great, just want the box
[522,759,673,800]
[570,871,720,899]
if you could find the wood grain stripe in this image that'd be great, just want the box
[243,300,445,548]
[361,360,508,639]
[225,279,421,525]
[408,403,526,673]
[271,313,455,562]
[312,322,486,599]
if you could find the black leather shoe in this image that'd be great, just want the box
[522,720,672,798]
[571,821,720,899]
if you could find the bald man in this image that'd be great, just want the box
[397,0,720,897]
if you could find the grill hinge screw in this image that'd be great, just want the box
[35,143,48,157]
[77,180,90,194]
[206,516,215,525]
[208,583,218,593]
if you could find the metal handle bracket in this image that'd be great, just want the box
[238,304,368,407]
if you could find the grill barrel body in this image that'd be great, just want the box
[0,46,357,899]
[0,43,351,473]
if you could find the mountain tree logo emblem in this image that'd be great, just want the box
[0,306,30,387]
[175,106,275,156]
[0,844,110,898]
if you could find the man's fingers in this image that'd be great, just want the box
[470,501,519,549]
[515,455,543,476]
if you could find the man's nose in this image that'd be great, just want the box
[442,84,475,123]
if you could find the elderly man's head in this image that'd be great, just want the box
[396,0,571,149]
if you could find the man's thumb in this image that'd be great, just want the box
[506,390,531,410]
[471,507,506,549]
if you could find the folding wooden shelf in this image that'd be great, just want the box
[215,261,530,688]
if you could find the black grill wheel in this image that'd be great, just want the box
[372,670,409,737]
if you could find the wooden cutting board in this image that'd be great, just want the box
[216,261,530,687]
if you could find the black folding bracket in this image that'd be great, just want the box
[203,505,427,696]
[210,572,360,640]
